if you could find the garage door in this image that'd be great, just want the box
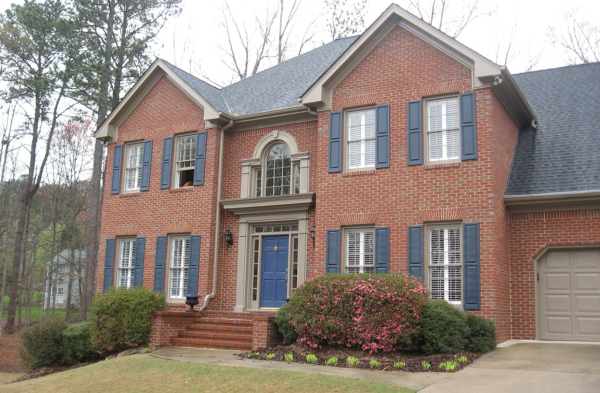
[538,249,600,341]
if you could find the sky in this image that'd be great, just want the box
[150,0,600,87]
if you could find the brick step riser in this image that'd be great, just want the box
[194,318,252,325]
[171,338,252,350]
[178,331,253,341]
[187,324,253,333]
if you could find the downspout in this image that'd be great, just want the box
[200,118,234,311]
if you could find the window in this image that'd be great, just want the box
[345,228,375,274]
[125,143,144,191]
[117,238,136,288]
[174,135,195,188]
[347,108,375,170]
[426,97,459,163]
[169,236,190,299]
[256,143,300,197]
[428,225,462,304]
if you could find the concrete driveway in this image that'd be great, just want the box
[421,341,600,393]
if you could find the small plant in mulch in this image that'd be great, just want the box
[421,361,431,370]
[369,360,381,369]
[439,361,459,372]
[325,357,338,366]
[246,351,260,358]
[346,357,360,367]
[306,354,318,364]
[394,361,406,369]
[284,353,294,362]
[457,356,468,363]
[265,353,275,360]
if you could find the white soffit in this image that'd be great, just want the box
[94,59,220,142]
[301,4,502,109]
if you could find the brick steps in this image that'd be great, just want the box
[171,313,254,350]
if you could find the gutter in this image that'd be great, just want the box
[200,118,234,311]
[504,190,600,206]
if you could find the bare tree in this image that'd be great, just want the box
[549,10,600,64]
[325,0,368,41]
[1,0,77,334]
[404,0,480,38]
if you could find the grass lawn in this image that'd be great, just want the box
[1,305,78,322]
[0,373,24,384]
[1,355,415,393]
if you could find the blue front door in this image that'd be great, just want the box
[260,235,289,308]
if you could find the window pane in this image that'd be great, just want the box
[170,237,190,298]
[429,227,461,304]
[264,143,291,197]
[346,229,374,274]
[347,109,376,169]
[125,144,143,191]
[428,98,460,161]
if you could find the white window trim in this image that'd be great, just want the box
[426,223,463,305]
[343,227,375,274]
[424,96,460,165]
[117,238,136,289]
[345,107,376,172]
[167,235,190,301]
[123,142,144,192]
[173,134,196,188]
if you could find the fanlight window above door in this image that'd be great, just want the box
[256,143,300,197]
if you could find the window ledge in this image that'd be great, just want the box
[423,162,462,170]
[170,186,194,193]
[342,169,376,177]
[119,192,142,198]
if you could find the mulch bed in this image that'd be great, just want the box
[237,343,483,373]
[0,322,28,373]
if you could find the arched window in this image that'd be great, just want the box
[257,143,300,197]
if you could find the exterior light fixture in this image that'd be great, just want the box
[309,226,315,246]
[224,229,234,247]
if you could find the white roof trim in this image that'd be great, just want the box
[301,4,502,109]
[95,59,220,142]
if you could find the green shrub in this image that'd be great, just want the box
[288,273,428,353]
[89,286,167,354]
[346,357,360,367]
[274,302,298,345]
[466,314,497,352]
[265,353,275,360]
[369,360,381,368]
[421,361,431,369]
[325,357,338,366]
[284,353,294,362]
[457,355,468,363]
[20,319,68,369]
[306,354,318,363]
[393,361,406,369]
[62,322,97,364]
[417,300,469,355]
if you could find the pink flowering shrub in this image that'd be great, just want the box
[89,286,167,355]
[288,273,428,353]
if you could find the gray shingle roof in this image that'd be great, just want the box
[162,36,357,116]
[507,63,600,196]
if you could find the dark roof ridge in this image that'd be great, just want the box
[515,61,600,76]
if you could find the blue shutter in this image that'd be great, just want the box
[103,239,116,293]
[187,235,201,296]
[153,236,167,293]
[328,111,343,173]
[133,237,146,287]
[140,140,153,191]
[407,100,423,166]
[375,105,390,169]
[460,93,477,160]
[193,132,207,186]
[110,145,123,194]
[463,223,481,310]
[408,225,423,280]
[160,137,173,189]
[374,227,390,274]
[326,229,340,273]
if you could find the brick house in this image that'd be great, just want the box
[94,4,600,350]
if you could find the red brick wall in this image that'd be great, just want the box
[149,311,197,347]
[97,75,220,303]
[508,209,600,339]
[311,25,519,341]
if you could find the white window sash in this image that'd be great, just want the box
[427,99,459,162]
[118,239,136,288]
[125,144,144,191]
[169,237,190,299]
[175,136,195,187]
[348,110,375,169]
[346,229,375,274]
[429,227,462,304]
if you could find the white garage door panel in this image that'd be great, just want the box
[539,249,600,342]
